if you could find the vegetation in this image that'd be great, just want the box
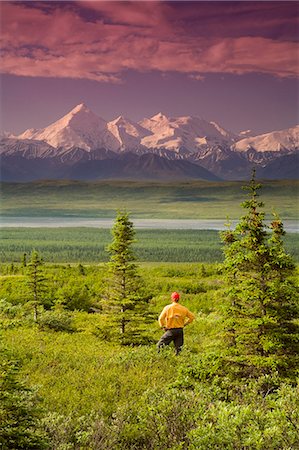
[26,250,47,321]
[0,178,298,448]
[1,227,298,263]
[105,212,152,342]
[221,173,299,377]
[1,179,298,219]
[0,352,48,449]
[0,260,298,449]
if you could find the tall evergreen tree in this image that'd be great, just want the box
[26,250,47,321]
[105,212,152,343]
[221,171,299,377]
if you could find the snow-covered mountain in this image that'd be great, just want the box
[1,104,297,181]
[233,125,299,164]
[17,105,237,155]
[18,103,111,151]
[235,125,299,153]
[139,113,235,154]
[106,116,151,151]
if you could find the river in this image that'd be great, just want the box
[0,217,298,232]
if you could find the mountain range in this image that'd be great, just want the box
[1,103,298,181]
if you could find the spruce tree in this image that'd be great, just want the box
[21,252,27,268]
[221,171,299,377]
[105,212,152,343]
[0,353,48,449]
[27,250,47,321]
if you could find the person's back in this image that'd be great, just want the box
[159,302,194,330]
[157,292,195,354]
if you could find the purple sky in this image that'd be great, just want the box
[1,1,298,135]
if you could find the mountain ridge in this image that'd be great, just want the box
[1,104,298,181]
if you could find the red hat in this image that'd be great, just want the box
[171,292,180,301]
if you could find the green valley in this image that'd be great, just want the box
[1,179,298,219]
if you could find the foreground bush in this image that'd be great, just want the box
[0,354,48,449]
[37,377,299,450]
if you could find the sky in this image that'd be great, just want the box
[0,0,298,135]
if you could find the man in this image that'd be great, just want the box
[157,291,195,355]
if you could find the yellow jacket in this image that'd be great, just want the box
[158,302,195,329]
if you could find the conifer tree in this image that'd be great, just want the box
[0,354,48,449]
[21,252,27,268]
[27,250,47,321]
[221,170,299,377]
[105,212,152,343]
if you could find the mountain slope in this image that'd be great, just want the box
[0,137,57,158]
[0,154,66,182]
[256,152,299,180]
[188,146,252,180]
[0,151,219,182]
[64,152,220,181]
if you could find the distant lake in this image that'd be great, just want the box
[0,217,298,232]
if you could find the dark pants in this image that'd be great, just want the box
[157,328,184,355]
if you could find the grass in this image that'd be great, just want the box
[1,179,298,219]
[0,261,226,416]
[3,327,174,415]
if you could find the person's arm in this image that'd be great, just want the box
[184,309,195,326]
[158,308,167,328]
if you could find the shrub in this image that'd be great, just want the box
[37,310,74,332]
[0,299,23,318]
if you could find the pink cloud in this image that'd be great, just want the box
[1,1,298,82]
[78,1,172,28]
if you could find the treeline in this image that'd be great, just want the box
[0,229,223,263]
[1,228,299,263]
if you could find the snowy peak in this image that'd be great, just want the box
[57,103,105,129]
[110,115,130,125]
[140,114,234,153]
[210,121,236,141]
[17,105,235,154]
[150,112,169,122]
[18,104,107,151]
[108,115,145,133]
[234,124,299,153]
[69,103,89,114]
[106,116,151,151]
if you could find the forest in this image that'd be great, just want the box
[1,176,299,449]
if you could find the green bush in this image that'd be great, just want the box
[0,299,23,318]
[187,383,299,450]
[37,310,74,332]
